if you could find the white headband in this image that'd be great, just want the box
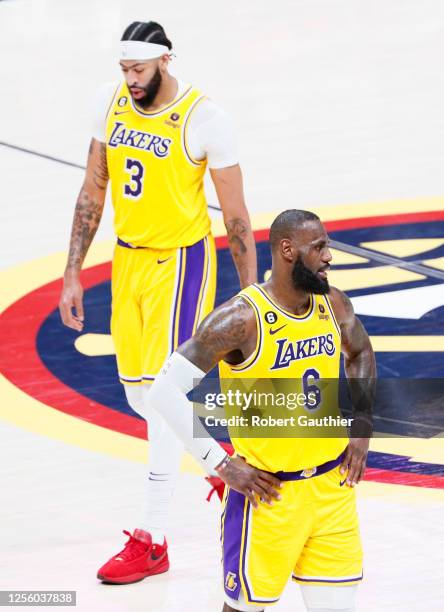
[120,40,171,60]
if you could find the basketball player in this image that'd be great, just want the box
[149,210,375,611]
[58,21,257,583]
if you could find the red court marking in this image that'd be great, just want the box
[0,262,146,440]
[364,468,444,489]
[0,209,443,488]
[215,210,444,248]
[220,444,444,488]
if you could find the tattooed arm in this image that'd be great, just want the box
[210,165,257,288]
[149,297,282,506]
[330,288,376,380]
[330,287,376,486]
[178,294,257,371]
[59,138,109,331]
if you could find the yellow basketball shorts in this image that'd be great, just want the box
[221,462,363,606]
[111,234,217,384]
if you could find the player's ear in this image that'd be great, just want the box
[159,54,170,73]
[280,238,295,262]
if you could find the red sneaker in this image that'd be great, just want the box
[97,529,169,584]
[205,476,226,502]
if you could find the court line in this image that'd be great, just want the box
[1,136,442,274]
[330,239,444,280]
[2,206,444,475]
[371,415,444,431]
[0,140,86,169]
[0,140,223,212]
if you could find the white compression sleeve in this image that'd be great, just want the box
[123,384,183,544]
[148,352,227,473]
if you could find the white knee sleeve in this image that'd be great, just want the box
[301,585,357,611]
[124,385,146,418]
[125,384,183,543]
[125,383,184,470]
[142,384,184,468]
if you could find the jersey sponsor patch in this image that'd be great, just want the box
[318,304,330,320]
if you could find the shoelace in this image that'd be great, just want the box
[114,530,150,562]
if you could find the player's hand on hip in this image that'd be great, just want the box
[220,456,282,508]
[340,438,370,487]
[59,274,85,331]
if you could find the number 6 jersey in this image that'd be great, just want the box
[218,283,347,472]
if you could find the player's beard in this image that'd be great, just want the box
[291,256,330,294]
[131,68,162,108]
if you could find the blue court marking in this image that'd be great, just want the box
[36,222,444,422]
[366,451,444,476]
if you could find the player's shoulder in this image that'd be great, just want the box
[327,286,354,324]
[94,80,121,102]
[208,293,256,322]
[91,81,123,142]
[199,96,227,115]
[197,294,257,338]
[188,90,231,125]
[92,81,121,116]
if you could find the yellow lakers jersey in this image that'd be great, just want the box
[219,284,347,472]
[105,82,211,248]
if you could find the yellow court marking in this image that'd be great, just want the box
[329,248,368,265]
[0,373,202,473]
[1,198,443,465]
[423,256,444,271]
[370,437,444,466]
[359,480,444,503]
[328,266,424,291]
[361,238,444,258]
[75,333,444,357]
[233,197,444,234]
[0,193,425,302]
[0,241,115,311]
[75,333,115,356]
[370,336,444,352]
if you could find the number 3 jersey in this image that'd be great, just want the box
[218,283,347,473]
[105,82,211,249]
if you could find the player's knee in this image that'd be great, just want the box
[123,385,146,419]
[301,585,357,611]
